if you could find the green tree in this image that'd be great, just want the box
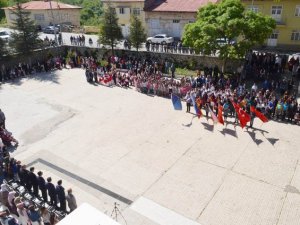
[98,5,122,54]
[9,1,40,54]
[80,0,103,25]
[183,0,276,71]
[0,0,9,22]
[129,14,146,52]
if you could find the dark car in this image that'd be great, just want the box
[43,26,59,34]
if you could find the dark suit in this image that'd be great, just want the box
[19,168,29,188]
[28,171,38,196]
[37,176,47,202]
[56,185,66,211]
[46,182,57,206]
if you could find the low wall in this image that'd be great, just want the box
[0,46,243,73]
[67,46,243,73]
[0,47,68,67]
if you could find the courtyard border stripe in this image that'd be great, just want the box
[27,158,133,205]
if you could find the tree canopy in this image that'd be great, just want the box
[183,0,276,61]
[98,5,122,53]
[59,0,103,26]
[129,14,146,52]
[9,1,41,54]
[0,0,9,22]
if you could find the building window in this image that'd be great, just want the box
[291,31,300,41]
[132,8,140,15]
[295,5,300,16]
[269,31,279,39]
[34,14,45,21]
[173,19,180,23]
[188,20,195,23]
[271,5,282,16]
[119,8,125,14]
[248,6,259,13]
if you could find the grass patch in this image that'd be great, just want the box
[84,26,99,34]
[176,67,196,77]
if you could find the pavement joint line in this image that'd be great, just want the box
[140,137,202,197]
[196,125,259,220]
[275,159,299,225]
[196,158,283,190]
[26,158,133,205]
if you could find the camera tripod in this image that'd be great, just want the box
[111,202,127,225]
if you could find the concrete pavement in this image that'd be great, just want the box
[1,68,300,225]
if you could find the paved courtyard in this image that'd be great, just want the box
[1,68,300,225]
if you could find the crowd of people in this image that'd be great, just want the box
[42,34,63,47]
[80,54,300,126]
[0,57,65,83]
[69,35,86,46]
[0,110,77,225]
[243,51,300,80]
[144,40,195,55]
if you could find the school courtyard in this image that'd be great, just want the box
[1,68,300,225]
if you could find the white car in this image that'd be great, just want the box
[147,34,174,44]
[0,30,10,42]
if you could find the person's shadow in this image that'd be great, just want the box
[220,127,238,138]
[246,128,263,145]
[201,122,214,132]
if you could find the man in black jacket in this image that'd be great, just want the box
[28,167,39,196]
[56,180,66,211]
[46,177,57,207]
[18,165,28,187]
[37,171,47,202]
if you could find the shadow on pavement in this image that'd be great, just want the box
[201,122,214,132]
[2,70,61,87]
[220,127,238,138]
[31,71,60,84]
[246,128,263,145]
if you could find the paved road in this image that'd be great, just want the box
[0,27,141,50]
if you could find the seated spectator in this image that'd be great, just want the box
[27,205,41,225]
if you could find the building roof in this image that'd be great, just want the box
[102,0,144,2]
[3,1,82,10]
[146,0,218,13]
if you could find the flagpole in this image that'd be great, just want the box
[49,0,58,44]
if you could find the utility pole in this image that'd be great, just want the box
[49,0,58,44]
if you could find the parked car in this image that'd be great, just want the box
[43,26,59,34]
[0,30,10,42]
[147,34,174,44]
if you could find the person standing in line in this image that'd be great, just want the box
[0,109,6,129]
[66,188,77,212]
[56,180,66,212]
[37,171,47,202]
[46,177,57,207]
[184,92,192,113]
[170,63,175,78]
[28,167,39,196]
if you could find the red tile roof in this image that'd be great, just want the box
[4,1,81,10]
[102,0,144,2]
[146,0,218,12]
